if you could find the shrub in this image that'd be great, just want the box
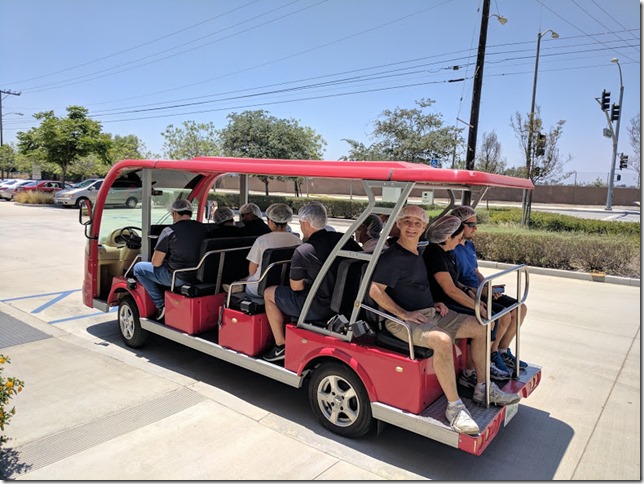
[474,227,640,278]
[0,355,24,446]
[13,191,54,205]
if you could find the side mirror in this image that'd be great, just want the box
[79,198,93,226]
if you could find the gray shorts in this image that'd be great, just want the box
[384,307,470,347]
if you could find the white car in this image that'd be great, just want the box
[0,180,34,200]
[54,178,142,208]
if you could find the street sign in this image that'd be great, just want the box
[603,128,613,138]
[430,159,439,168]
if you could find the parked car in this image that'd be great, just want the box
[54,177,142,208]
[0,180,35,200]
[13,180,72,198]
[0,179,22,191]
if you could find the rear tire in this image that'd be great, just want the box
[118,296,148,348]
[308,362,373,438]
[125,197,138,208]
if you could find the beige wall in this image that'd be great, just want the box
[219,176,640,207]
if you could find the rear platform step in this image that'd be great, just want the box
[371,364,541,455]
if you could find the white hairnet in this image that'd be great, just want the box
[266,203,293,224]
[426,215,462,243]
[298,202,327,230]
[450,205,477,222]
[361,214,383,239]
[171,199,192,213]
[397,204,429,224]
[214,206,234,224]
[240,202,262,218]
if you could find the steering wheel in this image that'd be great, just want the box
[116,226,143,250]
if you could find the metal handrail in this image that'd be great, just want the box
[171,245,254,291]
[359,304,415,360]
[225,259,292,307]
[124,254,142,278]
[471,264,530,407]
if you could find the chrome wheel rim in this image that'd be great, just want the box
[316,375,360,428]
[119,304,135,340]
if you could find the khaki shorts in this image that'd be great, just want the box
[384,307,469,347]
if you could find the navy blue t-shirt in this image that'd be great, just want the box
[371,242,434,311]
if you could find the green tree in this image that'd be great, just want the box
[219,110,326,196]
[161,120,219,159]
[0,144,17,179]
[476,131,507,174]
[342,98,461,166]
[16,106,112,184]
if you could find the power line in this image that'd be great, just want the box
[4,0,263,85]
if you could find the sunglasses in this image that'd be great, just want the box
[464,222,478,228]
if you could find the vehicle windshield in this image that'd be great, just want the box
[22,181,37,187]
[98,169,201,244]
[74,179,98,189]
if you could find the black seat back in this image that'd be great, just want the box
[197,236,259,287]
[256,245,298,297]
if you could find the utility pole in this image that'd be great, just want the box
[462,0,491,207]
[0,89,22,146]
[605,58,624,211]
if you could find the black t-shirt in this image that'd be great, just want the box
[239,217,271,236]
[371,242,434,311]
[290,230,362,318]
[423,243,460,306]
[155,219,208,281]
[207,224,243,238]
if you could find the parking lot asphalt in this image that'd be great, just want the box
[0,201,640,480]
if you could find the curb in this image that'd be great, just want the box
[479,260,640,287]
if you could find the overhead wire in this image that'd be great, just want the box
[4,0,263,85]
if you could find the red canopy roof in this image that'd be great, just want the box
[111,157,534,190]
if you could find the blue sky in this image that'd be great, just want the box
[1,0,640,184]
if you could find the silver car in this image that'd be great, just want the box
[54,178,142,208]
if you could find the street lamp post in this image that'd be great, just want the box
[0,89,22,147]
[605,58,624,211]
[461,0,507,206]
[521,29,559,226]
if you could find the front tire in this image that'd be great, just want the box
[118,296,148,348]
[308,362,373,438]
[74,197,88,208]
[125,197,138,208]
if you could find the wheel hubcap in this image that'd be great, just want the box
[316,375,360,427]
[119,305,135,339]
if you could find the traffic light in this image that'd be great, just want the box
[611,103,621,121]
[620,154,629,170]
[535,133,546,156]
[601,90,611,111]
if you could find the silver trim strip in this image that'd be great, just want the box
[140,319,303,388]
[371,402,460,448]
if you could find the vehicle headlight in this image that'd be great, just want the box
[56,193,73,199]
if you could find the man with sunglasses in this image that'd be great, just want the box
[450,206,528,374]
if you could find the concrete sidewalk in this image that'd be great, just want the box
[0,270,639,480]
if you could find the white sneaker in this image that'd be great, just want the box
[473,382,521,406]
[445,402,480,435]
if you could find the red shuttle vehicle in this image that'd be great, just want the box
[79,157,540,455]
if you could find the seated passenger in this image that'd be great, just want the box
[243,203,302,297]
[133,199,207,321]
[262,202,362,362]
[423,215,513,382]
[238,202,271,236]
[368,205,520,435]
[209,206,242,237]
[450,205,528,373]
[354,214,388,253]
